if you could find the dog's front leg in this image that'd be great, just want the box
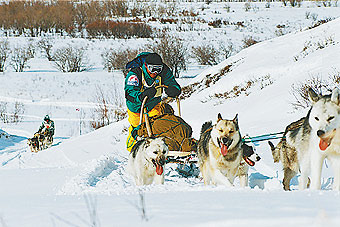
[329,156,340,191]
[153,173,165,185]
[238,164,249,188]
[239,174,248,188]
[212,170,233,187]
[298,157,310,190]
[310,150,324,190]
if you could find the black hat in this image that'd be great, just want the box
[145,53,163,65]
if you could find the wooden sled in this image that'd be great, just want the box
[139,94,198,166]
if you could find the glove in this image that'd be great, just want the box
[165,86,181,98]
[139,87,157,102]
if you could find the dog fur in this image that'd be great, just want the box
[318,128,340,190]
[127,137,169,186]
[268,118,304,190]
[271,88,340,190]
[27,134,41,153]
[197,113,249,187]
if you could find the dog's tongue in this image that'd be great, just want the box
[221,144,228,156]
[156,164,163,175]
[319,139,329,151]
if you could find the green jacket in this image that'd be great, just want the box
[38,120,55,135]
[125,59,181,113]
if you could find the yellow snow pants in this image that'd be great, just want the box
[126,103,162,152]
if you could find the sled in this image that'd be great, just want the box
[139,93,199,177]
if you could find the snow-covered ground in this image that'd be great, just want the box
[1,2,340,227]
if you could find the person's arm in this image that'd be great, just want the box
[162,65,181,97]
[125,70,156,104]
[125,71,143,105]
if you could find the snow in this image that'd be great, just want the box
[1,2,340,226]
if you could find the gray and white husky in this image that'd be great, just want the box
[127,137,169,186]
[197,113,249,187]
[271,88,340,190]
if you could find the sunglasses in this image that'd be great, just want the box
[147,64,163,74]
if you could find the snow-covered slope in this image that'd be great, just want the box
[1,13,340,227]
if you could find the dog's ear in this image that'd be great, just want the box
[233,114,238,125]
[308,88,320,103]
[331,87,340,105]
[217,113,222,122]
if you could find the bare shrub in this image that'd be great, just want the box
[102,48,139,74]
[192,44,220,65]
[293,35,336,62]
[0,102,8,123]
[86,20,153,39]
[290,75,330,110]
[213,75,273,101]
[37,37,54,61]
[244,3,251,12]
[148,33,187,78]
[0,101,25,123]
[0,40,11,72]
[53,45,90,72]
[242,36,258,49]
[208,19,222,28]
[307,18,333,30]
[219,42,234,59]
[10,45,33,72]
[91,86,126,130]
[289,0,297,7]
[12,102,25,123]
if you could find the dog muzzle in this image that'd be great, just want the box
[318,129,335,151]
[152,157,165,175]
[218,137,233,156]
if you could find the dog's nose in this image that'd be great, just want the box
[222,137,228,144]
[256,156,261,161]
[317,130,325,137]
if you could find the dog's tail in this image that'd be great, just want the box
[200,121,212,136]
[268,140,281,163]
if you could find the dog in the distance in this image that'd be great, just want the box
[127,137,169,186]
[27,134,40,153]
[270,88,340,191]
[197,113,251,187]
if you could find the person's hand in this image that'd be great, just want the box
[139,87,157,101]
[165,86,181,98]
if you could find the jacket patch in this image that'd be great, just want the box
[127,75,139,86]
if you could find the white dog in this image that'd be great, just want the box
[286,88,340,190]
[127,137,169,186]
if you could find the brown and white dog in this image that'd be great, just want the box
[197,113,249,187]
[127,137,169,186]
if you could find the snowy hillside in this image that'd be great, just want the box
[1,2,340,227]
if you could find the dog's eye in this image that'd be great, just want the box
[153,151,158,154]
[328,116,334,122]
[229,130,234,134]
[315,117,319,121]
[219,129,223,133]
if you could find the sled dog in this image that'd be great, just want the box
[127,137,169,186]
[27,134,40,153]
[271,88,340,190]
[268,118,304,191]
[197,113,249,187]
[318,128,340,190]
